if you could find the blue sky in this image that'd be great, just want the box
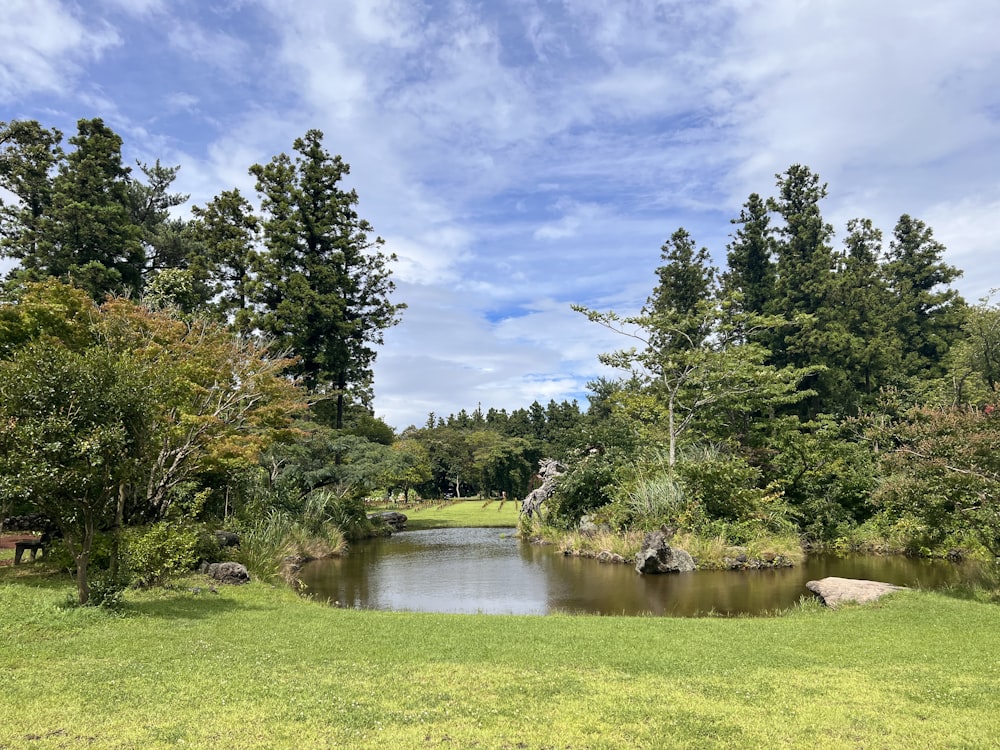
[3,0,1000,430]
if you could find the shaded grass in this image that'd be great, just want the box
[396,498,520,530]
[0,575,998,748]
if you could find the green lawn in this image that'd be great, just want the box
[1,566,998,749]
[390,498,520,530]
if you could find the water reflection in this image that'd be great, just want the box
[296,527,985,617]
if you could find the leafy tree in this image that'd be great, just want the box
[874,405,1000,556]
[0,281,307,601]
[0,339,152,604]
[386,437,432,501]
[250,130,404,428]
[577,227,807,467]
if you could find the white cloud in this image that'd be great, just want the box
[0,0,119,102]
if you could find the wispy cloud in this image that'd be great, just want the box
[0,0,119,103]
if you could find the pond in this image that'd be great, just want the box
[297,527,986,617]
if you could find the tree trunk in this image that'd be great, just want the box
[109,481,127,580]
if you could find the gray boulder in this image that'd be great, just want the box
[203,561,250,585]
[368,510,407,531]
[635,529,695,574]
[806,576,906,608]
[214,530,240,548]
[579,515,611,536]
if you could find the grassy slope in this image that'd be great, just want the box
[1,504,998,748]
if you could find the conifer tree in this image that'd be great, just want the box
[250,130,404,429]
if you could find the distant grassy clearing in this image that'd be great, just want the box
[0,578,998,749]
[389,498,520,530]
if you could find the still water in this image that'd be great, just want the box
[297,527,985,617]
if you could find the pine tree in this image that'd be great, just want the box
[250,130,404,429]
[885,214,965,380]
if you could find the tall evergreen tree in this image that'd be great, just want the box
[769,164,835,320]
[0,120,63,272]
[189,189,260,333]
[34,118,144,299]
[833,218,899,403]
[767,165,838,415]
[250,130,404,429]
[644,227,717,355]
[722,192,776,319]
[885,214,965,380]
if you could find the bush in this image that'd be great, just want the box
[124,522,212,587]
[546,450,616,528]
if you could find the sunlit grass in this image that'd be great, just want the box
[395,498,520,530]
[0,575,998,748]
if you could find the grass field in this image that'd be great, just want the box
[390,498,520,530]
[1,504,998,748]
[1,575,998,749]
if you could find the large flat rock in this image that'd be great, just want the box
[806,576,906,609]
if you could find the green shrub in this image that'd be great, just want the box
[546,450,615,528]
[123,522,208,587]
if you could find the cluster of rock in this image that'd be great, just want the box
[199,561,250,585]
[561,547,628,565]
[720,549,794,570]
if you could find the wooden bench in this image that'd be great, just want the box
[13,539,45,565]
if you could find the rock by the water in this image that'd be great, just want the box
[214,530,240,548]
[596,550,626,565]
[806,576,906,608]
[203,561,250,585]
[368,511,407,531]
[579,515,611,536]
[635,529,695,574]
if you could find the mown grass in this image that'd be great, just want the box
[1,570,998,749]
[394,498,520,530]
